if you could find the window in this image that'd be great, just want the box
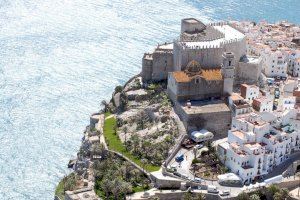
[229,60,232,66]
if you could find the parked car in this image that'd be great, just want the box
[173,172,181,177]
[220,190,230,196]
[175,154,184,162]
[181,139,195,149]
[207,185,218,193]
[181,173,189,179]
[275,88,280,99]
[195,144,204,149]
[191,186,199,190]
[194,177,202,183]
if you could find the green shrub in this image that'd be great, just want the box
[115,85,123,93]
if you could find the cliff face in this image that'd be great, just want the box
[56,76,183,199]
[113,76,181,166]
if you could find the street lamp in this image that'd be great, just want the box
[297,172,300,197]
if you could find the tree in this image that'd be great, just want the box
[267,184,280,196]
[91,143,106,158]
[110,178,132,200]
[119,91,128,111]
[181,192,204,200]
[141,140,152,158]
[237,192,250,200]
[273,188,290,200]
[101,100,109,113]
[249,194,261,200]
[141,158,148,173]
[115,85,123,93]
[194,193,205,200]
[182,192,193,200]
[123,126,128,150]
[101,178,113,198]
[63,173,78,191]
[130,134,140,155]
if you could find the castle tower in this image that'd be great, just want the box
[142,53,153,83]
[221,52,235,96]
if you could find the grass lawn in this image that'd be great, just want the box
[104,111,111,118]
[132,186,146,193]
[103,114,160,172]
[55,179,65,200]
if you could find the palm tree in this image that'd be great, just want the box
[249,194,261,200]
[123,126,128,150]
[101,100,109,113]
[101,178,112,198]
[111,179,123,200]
[131,134,140,155]
[267,184,280,197]
[275,188,290,200]
[141,158,148,173]
[182,192,193,200]
[237,192,250,200]
[195,193,205,200]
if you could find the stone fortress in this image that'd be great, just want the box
[142,18,262,85]
[141,18,262,137]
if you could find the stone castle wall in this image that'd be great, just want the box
[142,49,173,82]
[235,58,262,85]
[151,50,173,81]
[173,44,223,71]
[186,109,232,138]
[175,80,223,102]
[173,38,246,72]
[174,102,232,137]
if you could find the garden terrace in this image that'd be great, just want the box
[103,113,160,172]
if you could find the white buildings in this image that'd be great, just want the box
[261,50,288,78]
[292,58,300,77]
[252,96,274,112]
[229,93,252,117]
[234,20,300,79]
[240,84,259,103]
[218,110,300,184]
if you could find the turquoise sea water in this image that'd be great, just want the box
[0,0,299,199]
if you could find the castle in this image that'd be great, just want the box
[141,18,262,136]
[142,18,262,87]
[167,52,235,102]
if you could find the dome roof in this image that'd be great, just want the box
[185,60,202,75]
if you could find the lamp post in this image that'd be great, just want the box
[296,173,300,197]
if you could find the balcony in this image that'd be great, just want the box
[242,165,253,170]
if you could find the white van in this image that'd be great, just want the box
[207,185,218,193]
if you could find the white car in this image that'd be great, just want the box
[220,190,230,196]
[194,177,202,183]
[181,173,189,179]
[207,185,218,193]
[195,144,204,149]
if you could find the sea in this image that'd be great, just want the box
[0,0,299,199]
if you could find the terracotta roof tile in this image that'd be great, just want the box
[171,68,222,83]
